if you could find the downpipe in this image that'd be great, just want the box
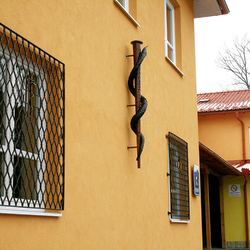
[236,112,246,162]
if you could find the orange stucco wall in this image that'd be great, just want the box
[0,0,202,249]
[198,112,250,162]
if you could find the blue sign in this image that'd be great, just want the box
[194,164,200,196]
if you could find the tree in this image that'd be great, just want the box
[217,35,250,89]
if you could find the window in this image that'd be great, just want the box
[164,0,176,64]
[0,23,64,212]
[167,132,189,222]
[118,0,129,12]
[113,0,139,27]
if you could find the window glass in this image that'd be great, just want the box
[164,0,176,64]
[14,67,38,154]
[13,156,37,200]
[168,132,189,221]
[0,62,42,203]
[114,0,139,27]
[118,0,129,11]
[0,23,65,211]
[168,46,174,62]
[0,58,6,145]
[166,6,172,44]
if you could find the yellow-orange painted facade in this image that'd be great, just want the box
[199,112,250,161]
[199,112,250,245]
[223,175,246,242]
[0,0,203,249]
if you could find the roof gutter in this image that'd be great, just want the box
[198,110,250,116]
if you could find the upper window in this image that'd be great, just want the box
[164,0,176,64]
[118,0,129,12]
[0,23,65,212]
[113,0,140,27]
[167,132,189,222]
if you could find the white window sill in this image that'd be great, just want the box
[165,57,185,77]
[0,207,62,217]
[170,218,190,223]
[113,0,140,27]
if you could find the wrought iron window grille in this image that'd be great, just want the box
[167,132,189,221]
[0,23,65,211]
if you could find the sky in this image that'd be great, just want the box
[194,0,250,94]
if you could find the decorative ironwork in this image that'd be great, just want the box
[167,132,189,220]
[127,40,147,168]
[0,23,65,210]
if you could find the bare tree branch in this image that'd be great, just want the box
[217,34,250,89]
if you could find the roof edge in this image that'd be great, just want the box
[199,142,243,175]
[194,0,230,18]
[198,110,250,116]
[217,0,230,14]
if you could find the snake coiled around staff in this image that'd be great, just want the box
[128,46,148,161]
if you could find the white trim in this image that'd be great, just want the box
[0,206,62,217]
[165,57,185,77]
[123,0,129,12]
[170,218,190,223]
[113,0,140,27]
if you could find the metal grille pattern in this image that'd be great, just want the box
[168,132,189,220]
[0,23,65,210]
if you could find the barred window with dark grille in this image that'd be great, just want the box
[168,132,189,222]
[0,23,64,213]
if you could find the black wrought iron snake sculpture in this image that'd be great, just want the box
[128,46,148,161]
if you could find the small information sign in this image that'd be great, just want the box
[193,164,200,196]
[229,184,241,197]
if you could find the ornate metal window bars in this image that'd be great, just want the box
[167,132,189,221]
[0,23,65,211]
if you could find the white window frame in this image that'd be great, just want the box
[113,0,140,27]
[0,48,46,209]
[119,0,129,12]
[164,0,176,64]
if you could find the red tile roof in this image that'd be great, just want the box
[197,89,250,113]
[232,163,250,172]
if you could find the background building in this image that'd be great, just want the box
[198,90,250,249]
[0,0,228,249]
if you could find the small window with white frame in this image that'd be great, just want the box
[167,132,189,222]
[0,23,65,213]
[113,0,139,27]
[164,0,176,64]
[117,0,129,12]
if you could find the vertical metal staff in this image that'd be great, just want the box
[132,40,142,168]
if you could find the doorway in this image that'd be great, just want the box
[201,172,223,249]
